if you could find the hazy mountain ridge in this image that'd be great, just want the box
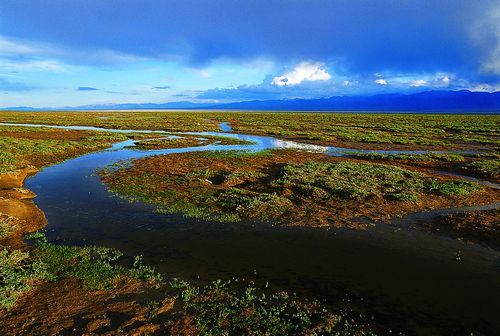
[3,90,500,112]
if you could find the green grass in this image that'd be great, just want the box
[0,151,18,174]
[0,248,49,309]
[3,111,497,149]
[0,215,16,238]
[129,137,203,150]
[0,232,163,310]
[170,279,376,336]
[0,126,129,173]
[103,153,482,224]
[275,161,480,201]
[216,188,293,220]
[425,180,480,196]
[197,134,256,146]
[275,161,425,201]
[462,159,500,178]
[130,135,256,150]
[198,149,274,159]
[348,153,466,162]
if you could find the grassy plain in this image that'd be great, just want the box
[0,125,131,173]
[1,111,499,150]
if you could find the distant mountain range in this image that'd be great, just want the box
[4,90,500,112]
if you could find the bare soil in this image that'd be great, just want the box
[0,278,171,336]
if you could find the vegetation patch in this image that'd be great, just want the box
[425,180,480,196]
[169,279,375,336]
[0,249,47,310]
[0,126,129,173]
[0,232,162,310]
[100,150,487,227]
[462,159,500,179]
[2,111,498,150]
[130,137,206,150]
[0,214,17,238]
[348,153,466,163]
[274,161,424,202]
[196,135,256,146]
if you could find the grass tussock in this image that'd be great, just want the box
[348,153,466,163]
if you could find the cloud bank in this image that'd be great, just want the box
[272,62,331,86]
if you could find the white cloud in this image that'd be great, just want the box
[0,36,41,55]
[482,45,500,74]
[410,79,428,87]
[0,59,67,72]
[374,78,387,85]
[471,3,500,74]
[272,61,331,86]
[0,35,145,66]
[371,72,456,88]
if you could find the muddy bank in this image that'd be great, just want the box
[0,168,47,249]
[0,167,38,189]
[0,278,165,336]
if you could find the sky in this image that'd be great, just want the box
[1,0,499,108]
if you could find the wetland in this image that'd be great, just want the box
[0,111,499,335]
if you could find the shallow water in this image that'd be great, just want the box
[2,122,499,334]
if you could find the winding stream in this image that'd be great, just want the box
[3,122,500,334]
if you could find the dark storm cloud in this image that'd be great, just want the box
[1,0,498,77]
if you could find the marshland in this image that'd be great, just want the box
[0,111,498,335]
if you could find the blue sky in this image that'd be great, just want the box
[1,0,499,107]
